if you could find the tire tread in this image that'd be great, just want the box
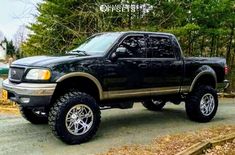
[48,90,101,144]
[185,85,218,122]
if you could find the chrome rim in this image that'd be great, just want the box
[200,93,215,116]
[152,99,163,105]
[65,104,93,136]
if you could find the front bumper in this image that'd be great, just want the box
[2,79,56,107]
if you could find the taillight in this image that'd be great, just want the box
[225,65,229,75]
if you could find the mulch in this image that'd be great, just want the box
[204,139,235,155]
[100,125,235,155]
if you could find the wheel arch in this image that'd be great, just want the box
[53,72,104,101]
[190,66,217,92]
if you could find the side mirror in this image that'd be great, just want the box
[111,47,128,61]
[116,47,128,54]
[112,47,128,60]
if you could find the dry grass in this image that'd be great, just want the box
[100,125,235,155]
[0,100,19,115]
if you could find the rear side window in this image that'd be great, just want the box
[148,36,175,58]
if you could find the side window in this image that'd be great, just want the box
[149,36,175,58]
[119,35,146,58]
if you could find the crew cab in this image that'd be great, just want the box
[2,31,229,144]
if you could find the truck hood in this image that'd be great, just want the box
[12,55,94,67]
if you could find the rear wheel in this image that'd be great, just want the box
[142,99,166,111]
[48,90,101,144]
[185,85,218,122]
[19,106,48,124]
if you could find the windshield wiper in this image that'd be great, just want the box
[66,50,89,56]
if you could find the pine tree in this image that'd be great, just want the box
[3,38,16,57]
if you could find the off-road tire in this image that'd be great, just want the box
[48,90,101,144]
[19,106,48,124]
[185,85,218,122]
[142,99,166,111]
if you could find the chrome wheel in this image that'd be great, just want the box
[65,104,93,136]
[200,93,215,116]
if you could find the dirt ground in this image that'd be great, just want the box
[0,98,234,155]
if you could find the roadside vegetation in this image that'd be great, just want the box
[0,99,19,115]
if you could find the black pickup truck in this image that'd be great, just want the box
[2,31,229,144]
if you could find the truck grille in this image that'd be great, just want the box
[9,67,25,82]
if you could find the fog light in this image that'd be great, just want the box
[20,98,30,104]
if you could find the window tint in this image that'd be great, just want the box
[119,35,146,58]
[72,33,121,56]
[149,36,175,58]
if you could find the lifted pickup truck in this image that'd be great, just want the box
[2,31,229,144]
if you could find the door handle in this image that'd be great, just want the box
[138,63,148,69]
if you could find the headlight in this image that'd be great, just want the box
[26,69,51,80]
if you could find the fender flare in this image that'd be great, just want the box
[189,66,217,92]
[56,72,104,100]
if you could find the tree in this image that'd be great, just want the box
[13,25,29,58]
[22,0,106,56]
[3,38,16,57]
[13,25,28,49]
[20,0,235,91]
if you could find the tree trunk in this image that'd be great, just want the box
[128,2,132,28]
[188,32,192,55]
[200,36,205,56]
[210,34,215,57]
[215,36,219,57]
[138,2,141,29]
[226,26,234,66]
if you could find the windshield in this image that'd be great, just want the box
[71,33,122,56]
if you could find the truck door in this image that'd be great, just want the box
[103,34,153,98]
[147,35,183,95]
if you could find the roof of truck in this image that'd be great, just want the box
[101,31,175,37]
[122,31,174,35]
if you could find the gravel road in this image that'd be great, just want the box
[0,98,234,155]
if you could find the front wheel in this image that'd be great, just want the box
[48,90,101,144]
[185,85,218,122]
[142,99,166,111]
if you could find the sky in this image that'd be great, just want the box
[0,0,41,40]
